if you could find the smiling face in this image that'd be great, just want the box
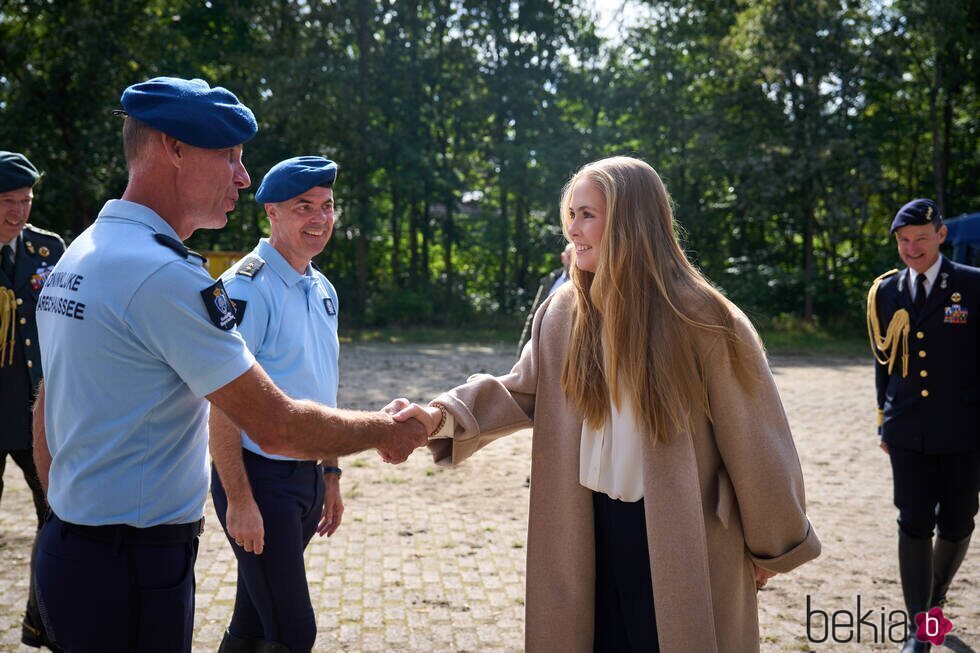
[565,180,607,274]
[0,186,33,243]
[267,185,335,273]
[895,223,946,274]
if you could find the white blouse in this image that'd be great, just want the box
[579,397,645,502]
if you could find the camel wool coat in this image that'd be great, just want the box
[427,285,821,652]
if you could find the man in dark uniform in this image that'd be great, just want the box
[517,242,573,355]
[0,151,65,650]
[867,198,980,653]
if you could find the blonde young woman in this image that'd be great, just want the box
[390,156,821,652]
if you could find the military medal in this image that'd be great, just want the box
[951,292,962,302]
[944,304,968,325]
[39,246,50,257]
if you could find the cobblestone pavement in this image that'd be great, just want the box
[0,343,976,652]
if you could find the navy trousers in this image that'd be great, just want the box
[35,513,200,652]
[211,450,325,653]
[592,491,660,653]
[889,445,980,541]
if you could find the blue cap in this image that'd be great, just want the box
[120,77,257,149]
[0,151,41,193]
[255,156,338,203]
[890,198,941,234]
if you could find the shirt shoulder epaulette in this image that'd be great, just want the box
[24,223,66,244]
[236,255,265,279]
[152,233,207,267]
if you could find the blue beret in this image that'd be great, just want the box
[255,156,339,203]
[890,198,942,234]
[0,151,41,193]
[120,77,257,149]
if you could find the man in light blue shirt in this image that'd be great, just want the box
[210,157,345,653]
[32,78,426,653]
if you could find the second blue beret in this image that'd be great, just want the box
[255,156,338,203]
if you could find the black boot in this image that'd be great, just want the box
[898,530,933,652]
[218,630,259,653]
[930,534,971,608]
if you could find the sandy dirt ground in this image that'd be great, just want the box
[0,342,976,652]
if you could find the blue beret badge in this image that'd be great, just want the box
[200,279,238,330]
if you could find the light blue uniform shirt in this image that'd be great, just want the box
[36,200,256,526]
[221,238,339,461]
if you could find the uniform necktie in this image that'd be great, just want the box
[913,273,927,313]
[1,245,13,280]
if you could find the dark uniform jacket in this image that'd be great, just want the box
[873,257,980,454]
[0,224,65,450]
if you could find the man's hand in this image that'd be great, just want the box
[879,440,889,454]
[376,414,428,464]
[226,495,264,555]
[317,474,344,537]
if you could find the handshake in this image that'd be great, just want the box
[374,398,445,464]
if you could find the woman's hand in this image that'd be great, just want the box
[393,402,442,436]
[754,563,777,591]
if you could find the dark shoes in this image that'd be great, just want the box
[900,635,931,652]
[21,615,62,652]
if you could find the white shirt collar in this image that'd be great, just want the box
[908,255,943,291]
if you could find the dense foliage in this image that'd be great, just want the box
[2,0,977,330]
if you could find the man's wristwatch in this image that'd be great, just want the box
[323,466,342,478]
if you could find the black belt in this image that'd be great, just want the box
[51,513,204,545]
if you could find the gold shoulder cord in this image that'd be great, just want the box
[0,288,15,366]
[866,269,909,378]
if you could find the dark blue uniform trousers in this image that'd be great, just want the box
[35,512,200,652]
[211,449,325,653]
[889,445,980,540]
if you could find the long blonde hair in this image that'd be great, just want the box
[560,156,758,444]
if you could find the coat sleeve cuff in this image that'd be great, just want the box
[749,522,821,574]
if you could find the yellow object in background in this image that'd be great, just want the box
[205,252,246,279]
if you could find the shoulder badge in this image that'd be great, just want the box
[236,255,265,279]
[24,224,67,246]
[200,279,238,330]
[231,298,247,324]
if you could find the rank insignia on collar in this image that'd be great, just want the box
[940,272,948,289]
[324,297,336,316]
[944,304,968,325]
[951,292,962,302]
[39,246,50,257]
[200,279,237,330]
[25,241,35,254]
